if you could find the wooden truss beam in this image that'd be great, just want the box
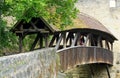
[71,32,80,47]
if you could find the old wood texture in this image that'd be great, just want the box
[57,46,113,71]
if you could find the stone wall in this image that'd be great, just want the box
[0,48,60,78]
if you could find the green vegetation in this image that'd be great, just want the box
[0,0,78,55]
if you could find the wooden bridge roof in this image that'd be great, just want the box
[11,13,117,41]
[56,13,117,41]
[10,17,56,35]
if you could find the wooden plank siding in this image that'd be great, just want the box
[57,46,113,71]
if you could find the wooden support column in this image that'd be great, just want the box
[39,34,43,49]
[111,42,113,51]
[55,33,63,50]
[98,36,103,48]
[91,35,95,46]
[97,36,101,47]
[105,65,111,78]
[71,32,80,47]
[77,34,81,45]
[66,32,71,43]
[56,34,59,44]
[84,33,91,46]
[49,34,59,47]
[18,34,23,53]
[44,34,48,48]
[30,34,39,51]
[105,40,110,50]
[69,33,74,46]
[63,33,66,48]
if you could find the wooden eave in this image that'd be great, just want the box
[10,17,56,35]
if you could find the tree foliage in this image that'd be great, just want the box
[3,0,78,29]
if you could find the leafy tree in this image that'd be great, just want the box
[3,0,78,29]
[0,0,78,54]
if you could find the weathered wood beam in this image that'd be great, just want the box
[30,21,38,30]
[111,42,113,51]
[63,33,66,48]
[71,32,80,47]
[105,65,111,78]
[16,29,49,33]
[39,34,43,48]
[69,33,74,46]
[77,34,81,45]
[44,34,48,48]
[49,35,56,47]
[91,34,95,46]
[97,36,101,47]
[30,34,39,51]
[66,32,72,43]
[105,40,110,50]
[84,33,91,46]
[18,34,23,53]
[55,33,64,50]
[56,34,59,44]
[33,19,39,25]
[20,25,23,30]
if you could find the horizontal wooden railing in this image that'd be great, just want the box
[57,46,113,71]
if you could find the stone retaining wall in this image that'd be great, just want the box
[0,48,59,78]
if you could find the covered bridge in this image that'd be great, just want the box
[11,13,117,78]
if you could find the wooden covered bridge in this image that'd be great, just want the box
[11,13,117,78]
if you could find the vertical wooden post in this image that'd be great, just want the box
[56,34,59,44]
[105,65,111,78]
[71,32,80,47]
[19,34,23,53]
[69,33,74,46]
[45,34,48,48]
[97,36,101,47]
[111,42,113,51]
[30,34,39,51]
[49,35,56,47]
[39,34,43,48]
[84,33,91,46]
[63,33,66,48]
[55,33,63,50]
[77,34,81,45]
[105,40,110,50]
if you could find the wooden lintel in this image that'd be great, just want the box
[15,29,49,34]
[15,31,23,33]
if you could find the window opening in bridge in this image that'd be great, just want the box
[79,35,85,45]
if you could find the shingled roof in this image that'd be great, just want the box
[11,13,117,42]
[57,13,117,41]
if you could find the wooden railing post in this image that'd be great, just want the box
[18,34,23,53]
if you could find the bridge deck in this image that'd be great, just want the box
[57,46,113,71]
